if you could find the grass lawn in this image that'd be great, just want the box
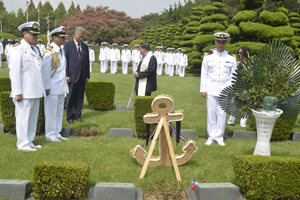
[1,62,300,196]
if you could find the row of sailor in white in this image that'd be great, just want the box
[121,44,131,74]
[4,39,12,68]
[175,48,182,75]
[88,45,95,72]
[110,44,120,74]
[42,26,68,142]
[99,42,109,73]
[179,50,188,77]
[0,42,3,67]
[10,22,44,150]
[131,45,141,73]
[37,39,45,55]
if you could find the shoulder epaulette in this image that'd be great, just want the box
[206,51,213,56]
[228,52,236,57]
[46,46,53,51]
[13,42,20,47]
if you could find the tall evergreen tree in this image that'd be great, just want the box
[54,2,67,26]
[40,1,54,33]
[68,2,77,17]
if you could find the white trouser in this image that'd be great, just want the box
[227,115,248,127]
[14,98,40,149]
[169,65,174,76]
[132,62,138,73]
[157,64,163,76]
[206,95,226,142]
[122,62,129,74]
[179,66,185,77]
[101,60,106,73]
[110,61,118,74]
[175,64,180,75]
[0,57,2,67]
[44,94,64,140]
[105,60,108,72]
[165,64,169,75]
[89,62,93,72]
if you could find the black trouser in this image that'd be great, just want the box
[66,78,85,120]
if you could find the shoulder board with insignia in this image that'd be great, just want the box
[46,46,53,51]
[13,42,20,47]
[206,51,213,56]
[228,52,236,57]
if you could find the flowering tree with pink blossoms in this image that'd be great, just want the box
[61,6,143,44]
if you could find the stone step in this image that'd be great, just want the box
[0,179,32,200]
[228,131,256,139]
[291,132,300,141]
[106,128,135,137]
[0,123,4,133]
[115,105,133,111]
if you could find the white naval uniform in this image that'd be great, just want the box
[121,49,131,74]
[164,52,170,75]
[175,52,182,75]
[42,42,67,141]
[99,47,108,73]
[4,43,12,68]
[179,54,188,77]
[9,39,43,150]
[132,49,141,73]
[0,43,3,68]
[168,52,176,76]
[89,48,95,72]
[110,48,120,74]
[156,51,164,76]
[37,43,45,55]
[200,50,237,142]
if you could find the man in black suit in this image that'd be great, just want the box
[64,27,90,124]
[134,42,157,96]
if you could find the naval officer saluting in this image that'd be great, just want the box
[42,26,69,142]
[200,32,237,146]
[9,22,43,151]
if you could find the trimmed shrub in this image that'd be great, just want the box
[190,51,202,58]
[226,25,241,35]
[134,96,155,139]
[288,12,300,18]
[0,78,11,96]
[200,14,227,24]
[225,42,264,55]
[198,23,225,32]
[36,97,45,136]
[193,34,215,48]
[203,5,218,13]
[181,47,193,53]
[192,7,204,11]
[202,44,216,52]
[213,2,224,8]
[232,10,257,26]
[179,40,193,47]
[32,161,90,200]
[192,11,204,16]
[292,23,300,28]
[259,11,289,26]
[290,17,300,23]
[187,21,201,26]
[185,27,199,33]
[233,155,300,200]
[247,115,296,141]
[173,36,182,40]
[85,81,115,110]
[0,33,21,41]
[190,15,201,21]
[182,34,197,40]
[0,92,15,133]
[191,59,201,65]
[276,7,288,15]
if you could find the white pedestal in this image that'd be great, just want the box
[252,109,283,156]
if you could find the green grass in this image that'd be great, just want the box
[1,62,300,194]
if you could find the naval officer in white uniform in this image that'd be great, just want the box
[42,26,69,142]
[37,39,45,54]
[88,44,95,72]
[110,43,120,74]
[99,42,108,73]
[200,32,237,146]
[121,44,131,74]
[9,22,43,151]
[4,39,13,68]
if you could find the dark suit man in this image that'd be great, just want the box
[134,42,157,96]
[64,27,90,124]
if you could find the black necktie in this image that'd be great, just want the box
[59,48,62,54]
[77,43,81,58]
[31,46,36,53]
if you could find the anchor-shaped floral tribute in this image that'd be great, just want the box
[132,95,197,182]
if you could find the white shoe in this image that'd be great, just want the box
[29,143,42,148]
[217,141,225,146]
[46,138,61,142]
[205,139,214,146]
[58,136,68,141]
[18,147,36,151]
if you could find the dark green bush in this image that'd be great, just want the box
[192,7,204,11]
[212,2,224,8]
[190,51,202,58]
[185,27,198,34]
[133,96,155,139]
[191,59,202,65]
[189,15,201,21]
[225,42,264,55]
[182,34,197,40]
[203,5,218,13]
[192,11,204,16]
[0,78,11,94]
[276,7,288,15]
[32,161,90,200]
[232,10,257,26]
[193,34,215,48]
[179,40,193,47]
[226,25,241,35]
[288,12,300,18]
[200,14,227,24]
[292,23,300,28]
[0,92,15,133]
[187,21,200,27]
[173,36,182,40]
[181,47,193,53]
[259,11,289,26]
[198,23,225,32]
[202,45,216,52]
[247,115,296,141]
[85,81,115,110]
[233,155,300,200]
[290,17,300,23]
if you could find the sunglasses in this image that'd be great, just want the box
[238,52,243,54]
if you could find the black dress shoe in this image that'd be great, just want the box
[75,118,84,122]
[67,119,73,124]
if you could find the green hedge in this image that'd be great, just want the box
[133,96,155,139]
[179,40,193,47]
[85,81,115,110]
[203,5,218,13]
[0,78,11,95]
[198,23,225,32]
[182,34,197,40]
[290,17,300,23]
[212,2,224,8]
[173,36,182,40]
[193,34,215,48]
[225,42,264,55]
[233,155,300,200]
[292,23,300,28]
[192,6,204,11]
[189,15,201,21]
[192,11,204,16]
[185,27,199,34]
[202,44,216,52]
[200,14,227,24]
[259,11,289,26]
[288,12,300,18]
[187,21,201,26]
[276,7,288,15]
[32,161,90,200]
[232,10,257,26]
[226,25,241,35]
[247,115,297,141]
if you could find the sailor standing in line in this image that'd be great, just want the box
[104,42,110,73]
[37,39,45,54]
[0,41,3,68]
[200,32,237,146]
[175,48,182,75]
[156,46,164,76]
[88,44,95,72]
[132,45,141,73]
[4,39,13,68]
[179,49,188,77]
[121,44,131,74]
[42,26,69,142]
[168,48,176,76]
[99,42,107,73]
[164,48,170,75]
[9,22,43,151]
[110,43,120,74]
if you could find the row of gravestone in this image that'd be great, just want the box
[0,179,245,200]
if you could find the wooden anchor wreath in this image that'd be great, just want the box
[132,95,197,182]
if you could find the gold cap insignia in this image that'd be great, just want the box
[220,34,224,39]
[33,23,39,29]
[62,28,66,33]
